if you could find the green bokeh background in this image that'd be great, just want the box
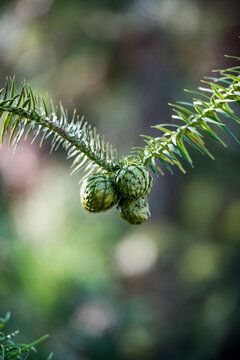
[0,0,240,359]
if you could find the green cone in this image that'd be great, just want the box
[117,197,150,225]
[115,165,152,200]
[80,173,119,212]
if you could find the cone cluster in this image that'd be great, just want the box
[80,164,152,224]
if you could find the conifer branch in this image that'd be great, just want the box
[0,55,240,224]
[0,57,240,224]
[0,79,121,177]
[0,313,52,359]
[1,57,239,179]
[133,56,240,175]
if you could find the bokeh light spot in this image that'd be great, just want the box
[114,234,158,277]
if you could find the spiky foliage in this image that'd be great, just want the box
[0,313,53,360]
[133,55,240,175]
[0,78,120,178]
[1,57,239,179]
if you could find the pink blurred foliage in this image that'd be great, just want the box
[0,140,41,193]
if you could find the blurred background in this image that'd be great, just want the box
[0,0,240,359]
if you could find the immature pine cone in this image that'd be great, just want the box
[115,165,151,200]
[80,173,119,212]
[117,197,150,225]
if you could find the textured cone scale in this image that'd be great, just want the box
[115,165,152,199]
[117,197,150,225]
[80,173,119,212]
